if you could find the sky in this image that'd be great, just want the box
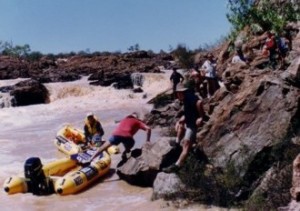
[0,0,231,54]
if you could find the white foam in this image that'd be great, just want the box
[0,71,173,210]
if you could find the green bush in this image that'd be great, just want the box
[26,51,43,62]
[227,0,300,35]
[172,44,194,69]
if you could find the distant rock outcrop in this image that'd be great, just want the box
[10,79,50,106]
[0,51,172,85]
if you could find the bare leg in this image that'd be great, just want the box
[175,122,185,143]
[175,139,192,166]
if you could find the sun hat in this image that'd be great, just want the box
[176,84,188,92]
[131,112,139,119]
[86,112,94,118]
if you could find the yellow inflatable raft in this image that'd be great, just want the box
[55,151,111,195]
[54,125,119,155]
[3,157,77,195]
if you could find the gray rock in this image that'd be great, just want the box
[152,172,186,200]
[116,138,182,187]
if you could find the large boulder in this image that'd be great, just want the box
[247,164,292,210]
[89,72,133,89]
[116,138,181,187]
[198,67,300,203]
[10,79,50,106]
[152,172,186,200]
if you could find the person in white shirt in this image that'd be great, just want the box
[200,54,220,97]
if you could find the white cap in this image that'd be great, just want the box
[131,112,139,119]
[86,112,94,118]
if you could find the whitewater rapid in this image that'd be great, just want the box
[0,71,175,211]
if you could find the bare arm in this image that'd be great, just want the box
[145,126,151,142]
[89,141,112,162]
[98,122,104,136]
[180,74,184,83]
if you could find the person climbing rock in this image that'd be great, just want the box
[163,84,206,173]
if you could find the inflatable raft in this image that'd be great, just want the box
[55,151,111,195]
[54,125,119,155]
[3,157,78,195]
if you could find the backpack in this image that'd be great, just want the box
[276,36,288,53]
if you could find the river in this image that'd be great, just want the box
[0,70,234,211]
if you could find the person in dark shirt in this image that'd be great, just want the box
[163,84,206,173]
[170,67,184,98]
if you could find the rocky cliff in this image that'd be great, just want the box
[145,21,300,210]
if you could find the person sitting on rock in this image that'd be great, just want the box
[163,84,206,173]
[89,112,151,161]
[231,49,248,66]
[84,112,104,147]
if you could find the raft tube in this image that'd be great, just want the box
[55,151,111,195]
[3,157,77,195]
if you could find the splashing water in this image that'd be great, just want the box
[0,92,13,108]
[0,71,176,211]
[131,72,145,88]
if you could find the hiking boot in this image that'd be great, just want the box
[162,164,180,173]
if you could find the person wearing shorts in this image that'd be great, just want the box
[89,112,151,162]
[163,84,205,173]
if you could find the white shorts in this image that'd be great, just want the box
[183,127,197,143]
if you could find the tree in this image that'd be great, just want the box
[226,0,256,31]
[227,0,300,33]
[27,51,43,62]
[172,44,194,69]
[1,42,31,58]
[128,43,140,52]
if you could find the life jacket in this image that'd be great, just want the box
[84,116,99,135]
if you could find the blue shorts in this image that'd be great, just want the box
[109,136,134,151]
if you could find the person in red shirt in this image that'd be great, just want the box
[89,112,151,161]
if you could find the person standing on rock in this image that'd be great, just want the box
[163,84,206,173]
[170,67,184,98]
[84,112,104,147]
[88,112,151,161]
[200,53,220,98]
